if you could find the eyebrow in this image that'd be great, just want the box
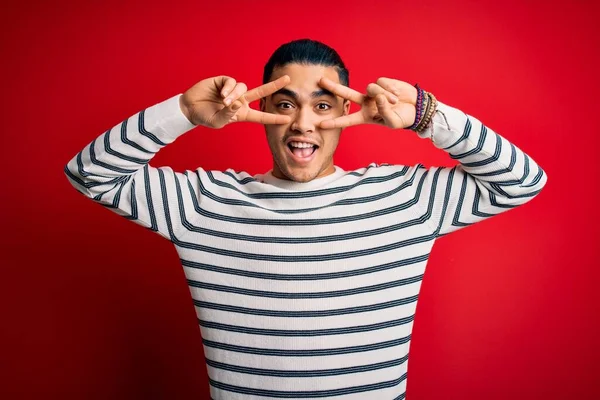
[271,88,336,100]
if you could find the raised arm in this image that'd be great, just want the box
[318,77,547,237]
[411,101,547,236]
[64,75,291,241]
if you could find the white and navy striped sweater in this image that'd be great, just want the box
[65,94,547,399]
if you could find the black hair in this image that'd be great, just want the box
[263,39,349,86]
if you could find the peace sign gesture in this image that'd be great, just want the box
[318,77,419,130]
[180,75,292,128]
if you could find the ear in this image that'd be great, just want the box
[343,99,350,115]
[260,98,265,112]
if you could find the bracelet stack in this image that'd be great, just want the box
[409,84,425,130]
[408,83,438,134]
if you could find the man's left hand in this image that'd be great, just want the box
[318,77,418,130]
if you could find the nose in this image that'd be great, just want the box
[291,107,316,134]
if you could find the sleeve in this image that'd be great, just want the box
[64,94,201,242]
[413,101,548,237]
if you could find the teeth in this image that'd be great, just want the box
[289,142,315,148]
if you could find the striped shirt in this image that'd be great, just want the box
[65,94,547,399]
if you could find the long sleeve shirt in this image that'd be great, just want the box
[65,94,547,399]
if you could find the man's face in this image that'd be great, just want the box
[261,63,350,182]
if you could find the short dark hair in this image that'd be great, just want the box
[263,39,349,86]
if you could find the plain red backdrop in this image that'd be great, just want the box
[2,0,599,398]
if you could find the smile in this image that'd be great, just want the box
[286,142,319,164]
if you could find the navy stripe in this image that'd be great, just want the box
[460,131,501,168]
[158,168,177,239]
[125,179,138,220]
[182,254,429,281]
[443,116,471,150]
[144,166,158,231]
[98,179,127,209]
[451,172,472,228]
[103,127,149,164]
[63,165,89,188]
[208,373,407,398]
[112,180,125,208]
[194,294,419,318]
[180,210,430,242]
[138,109,167,146]
[74,151,127,188]
[489,189,541,208]
[472,187,499,217]
[451,123,487,159]
[120,119,155,155]
[204,165,412,200]
[218,163,383,186]
[221,170,258,185]
[523,166,545,187]
[468,142,517,176]
[197,168,419,214]
[72,153,126,188]
[176,230,434,261]
[433,166,456,237]
[200,314,414,337]
[187,274,423,299]
[203,335,411,356]
[89,138,137,174]
[205,354,408,377]
[489,153,530,186]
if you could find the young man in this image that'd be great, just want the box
[65,39,547,399]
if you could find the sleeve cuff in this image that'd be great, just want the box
[142,94,197,141]
[416,101,469,149]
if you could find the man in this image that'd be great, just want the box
[65,39,546,399]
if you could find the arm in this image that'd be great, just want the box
[413,102,547,237]
[64,95,198,241]
[317,76,547,237]
[64,75,292,242]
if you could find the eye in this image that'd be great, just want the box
[316,103,332,111]
[276,102,294,110]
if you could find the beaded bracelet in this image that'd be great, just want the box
[415,93,433,131]
[411,92,432,132]
[415,92,438,133]
[412,94,429,130]
[408,84,425,130]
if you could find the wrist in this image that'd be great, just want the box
[178,94,195,125]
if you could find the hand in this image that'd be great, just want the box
[318,77,418,130]
[179,75,292,128]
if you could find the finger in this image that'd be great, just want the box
[376,77,417,104]
[319,112,365,129]
[223,82,248,106]
[212,99,245,128]
[375,94,404,129]
[244,75,291,103]
[366,83,398,104]
[375,77,401,96]
[318,77,364,105]
[243,109,291,125]
[219,76,237,99]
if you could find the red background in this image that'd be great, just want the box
[2,0,599,398]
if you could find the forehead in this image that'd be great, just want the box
[270,63,340,93]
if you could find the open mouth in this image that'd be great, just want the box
[287,142,319,162]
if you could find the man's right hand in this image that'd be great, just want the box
[179,75,291,128]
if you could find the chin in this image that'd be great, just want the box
[283,168,319,183]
